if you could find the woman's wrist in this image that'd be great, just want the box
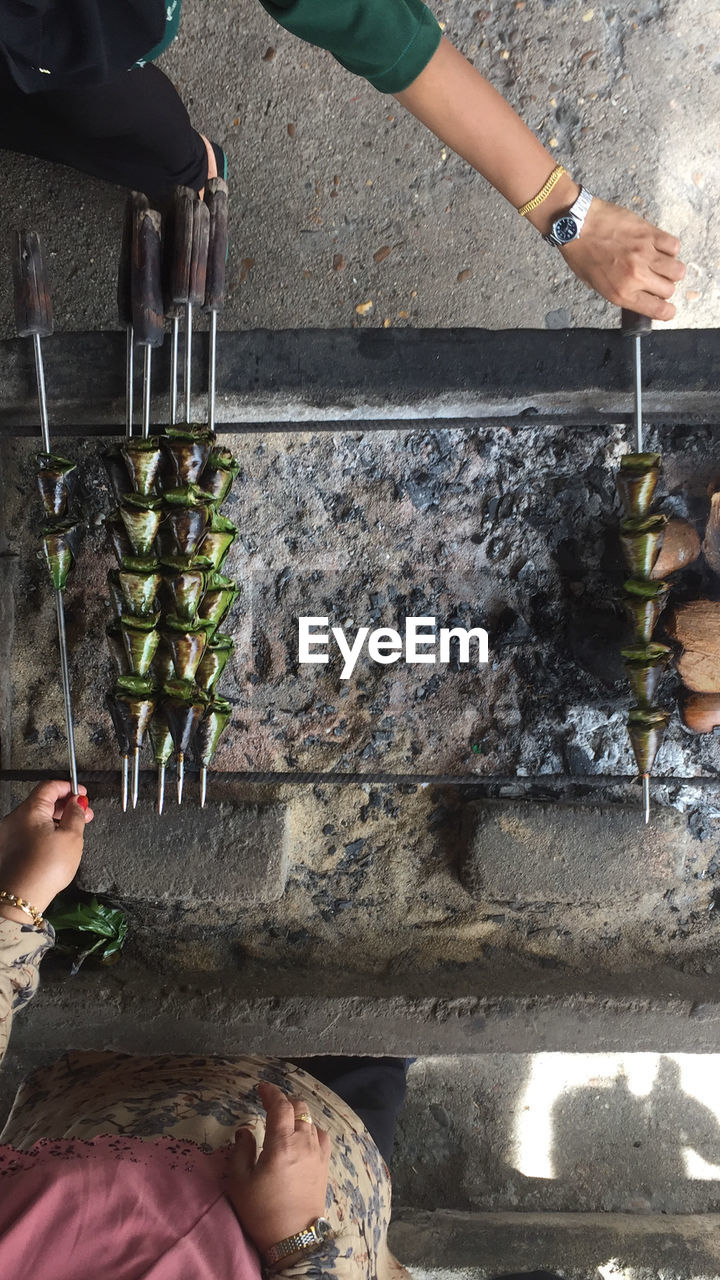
[0,902,35,925]
[523,172,582,236]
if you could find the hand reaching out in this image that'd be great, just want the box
[228,1080,332,1255]
[560,198,685,321]
[0,781,94,918]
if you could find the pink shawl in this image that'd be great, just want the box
[0,1135,263,1278]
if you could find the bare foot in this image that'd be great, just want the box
[199,133,218,199]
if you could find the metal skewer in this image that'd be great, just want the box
[200,765,208,809]
[622,308,655,824]
[177,751,186,804]
[204,178,229,433]
[12,230,79,792]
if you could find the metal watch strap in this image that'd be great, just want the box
[263,1218,332,1270]
[544,186,594,246]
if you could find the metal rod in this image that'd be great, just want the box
[642,773,650,825]
[33,333,51,453]
[177,752,185,804]
[633,334,643,453]
[55,589,78,792]
[200,765,208,809]
[208,311,217,432]
[142,346,152,440]
[170,316,179,427]
[157,762,166,815]
[125,326,134,439]
[121,755,129,813]
[184,302,193,423]
[132,746,140,808]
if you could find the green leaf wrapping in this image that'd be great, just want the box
[120,619,160,676]
[627,707,671,775]
[619,514,667,579]
[119,494,163,557]
[36,453,76,519]
[162,567,206,621]
[198,573,238,630]
[195,634,234,693]
[41,520,80,591]
[201,447,240,503]
[162,429,214,486]
[615,453,662,519]
[163,623,207,681]
[195,696,232,767]
[121,439,164,496]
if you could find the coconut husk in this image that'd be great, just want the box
[703,493,720,577]
[650,518,701,579]
[666,599,720,692]
[681,692,720,734]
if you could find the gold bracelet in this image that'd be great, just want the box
[518,165,568,217]
[0,890,45,930]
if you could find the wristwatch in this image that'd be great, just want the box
[263,1217,334,1271]
[544,186,594,247]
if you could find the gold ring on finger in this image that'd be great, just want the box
[296,1112,314,1125]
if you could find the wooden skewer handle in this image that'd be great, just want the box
[621,309,653,337]
[11,230,53,338]
[188,199,210,307]
[132,209,165,348]
[167,185,195,305]
[204,177,229,313]
[118,192,148,328]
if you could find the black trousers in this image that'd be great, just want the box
[291,1056,409,1168]
[0,59,206,198]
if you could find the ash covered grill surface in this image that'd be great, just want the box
[4,420,720,783]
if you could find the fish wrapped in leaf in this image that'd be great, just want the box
[196,512,237,572]
[41,520,80,591]
[623,577,669,645]
[619,513,667,579]
[195,633,234,693]
[621,642,671,708]
[627,706,671,776]
[118,493,163,557]
[201,447,240,504]
[121,439,163,497]
[36,452,76,519]
[615,452,662,518]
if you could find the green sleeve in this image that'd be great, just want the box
[258,0,442,93]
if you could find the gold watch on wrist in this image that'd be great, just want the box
[262,1217,334,1272]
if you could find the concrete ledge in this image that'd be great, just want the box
[9,964,720,1061]
[389,1210,720,1279]
[0,329,719,428]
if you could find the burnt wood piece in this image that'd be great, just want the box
[189,199,210,308]
[168,186,194,306]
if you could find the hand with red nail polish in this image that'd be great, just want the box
[0,782,94,921]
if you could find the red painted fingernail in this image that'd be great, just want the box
[76,795,89,811]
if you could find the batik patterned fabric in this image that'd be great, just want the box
[0,920,407,1280]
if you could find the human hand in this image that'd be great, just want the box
[560,197,685,321]
[0,781,94,918]
[227,1080,332,1255]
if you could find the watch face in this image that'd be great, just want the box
[552,215,578,244]
[316,1218,333,1239]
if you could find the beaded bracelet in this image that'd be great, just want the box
[0,890,45,929]
[518,164,568,217]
